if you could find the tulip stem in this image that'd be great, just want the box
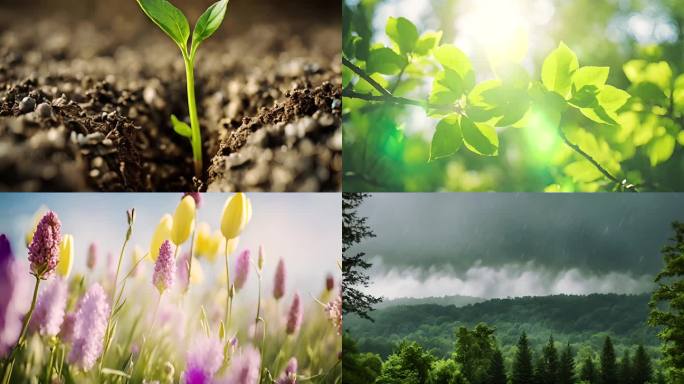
[3,275,40,384]
[186,226,197,293]
[224,241,232,329]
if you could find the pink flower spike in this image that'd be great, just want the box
[286,292,303,335]
[325,294,342,336]
[326,273,334,292]
[219,345,261,384]
[30,277,68,336]
[153,240,175,294]
[68,283,110,371]
[183,335,224,384]
[86,242,97,270]
[276,357,298,384]
[28,211,61,278]
[273,258,286,300]
[233,249,250,291]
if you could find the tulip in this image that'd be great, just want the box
[195,222,212,257]
[56,234,74,278]
[220,193,252,240]
[150,214,173,261]
[172,196,196,245]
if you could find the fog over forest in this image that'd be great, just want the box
[356,193,684,299]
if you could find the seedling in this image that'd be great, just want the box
[136,0,229,177]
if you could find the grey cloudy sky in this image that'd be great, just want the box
[356,193,684,299]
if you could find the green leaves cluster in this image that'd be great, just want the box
[136,0,228,58]
[343,5,684,191]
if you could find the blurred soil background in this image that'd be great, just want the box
[0,0,341,191]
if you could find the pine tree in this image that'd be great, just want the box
[649,222,684,382]
[488,348,508,384]
[342,193,381,320]
[632,345,652,384]
[558,343,576,384]
[580,356,597,384]
[533,354,546,384]
[540,335,559,384]
[618,349,632,384]
[600,336,618,384]
[512,332,534,384]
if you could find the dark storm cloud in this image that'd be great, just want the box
[357,193,684,277]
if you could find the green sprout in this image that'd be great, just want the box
[136,0,229,178]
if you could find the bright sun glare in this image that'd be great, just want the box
[455,0,555,66]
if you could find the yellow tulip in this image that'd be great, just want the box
[195,222,212,257]
[57,234,74,278]
[150,214,173,261]
[189,257,204,284]
[25,206,49,246]
[172,196,196,245]
[220,193,252,240]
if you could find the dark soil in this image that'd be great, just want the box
[0,3,341,191]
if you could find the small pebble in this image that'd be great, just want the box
[35,103,52,118]
[19,97,36,113]
[102,138,113,146]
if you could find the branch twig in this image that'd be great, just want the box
[342,56,391,97]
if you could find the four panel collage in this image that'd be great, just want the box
[0,0,682,383]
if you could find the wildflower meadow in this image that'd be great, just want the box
[0,193,341,383]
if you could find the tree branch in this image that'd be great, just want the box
[342,88,425,108]
[343,56,392,97]
[557,127,637,191]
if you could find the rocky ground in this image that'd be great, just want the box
[0,3,341,191]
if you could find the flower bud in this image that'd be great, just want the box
[86,242,97,270]
[326,273,335,292]
[171,196,196,246]
[195,222,212,258]
[56,234,74,278]
[257,245,264,272]
[286,292,303,335]
[234,250,250,291]
[150,214,173,261]
[220,193,252,240]
[273,258,286,300]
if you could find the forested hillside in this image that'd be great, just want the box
[346,294,657,359]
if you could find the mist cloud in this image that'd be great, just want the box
[366,257,654,299]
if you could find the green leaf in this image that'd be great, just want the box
[428,69,464,109]
[171,115,192,138]
[624,60,672,90]
[367,47,407,75]
[647,134,675,166]
[596,85,630,112]
[136,0,190,48]
[430,114,463,161]
[191,0,228,55]
[101,368,131,379]
[461,116,499,156]
[572,66,609,91]
[541,42,578,98]
[434,45,473,80]
[674,74,684,114]
[386,17,419,55]
[564,160,603,183]
[414,31,443,56]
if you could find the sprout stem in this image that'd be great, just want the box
[183,54,203,178]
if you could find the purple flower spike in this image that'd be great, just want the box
[286,292,303,335]
[273,258,286,300]
[30,277,68,336]
[0,236,31,358]
[0,234,11,264]
[184,336,224,384]
[153,240,175,294]
[276,357,298,384]
[326,273,334,292]
[183,192,202,208]
[28,211,62,278]
[219,345,261,384]
[233,249,250,291]
[68,283,110,371]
